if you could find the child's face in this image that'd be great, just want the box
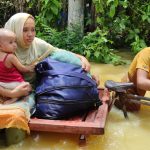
[23,17,35,47]
[0,33,17,53]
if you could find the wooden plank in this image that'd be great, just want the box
[94,88,109,134]
[83,105,108,134]
[29,118,101,135]
[82,88,109,134]
[67,112,87,121]
[85,109,97,122]
[78,89,106,144]
[29,105,106,135]
[84,88,107,123]
[29,88,110,135]
[94,103,108,134]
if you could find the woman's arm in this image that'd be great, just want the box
[136,68,150,90]
[0,82,32,98]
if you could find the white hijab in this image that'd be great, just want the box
[4,12,56,65]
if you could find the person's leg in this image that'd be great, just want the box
[2,81,30,104]
[5,128,27,146]
[3,98,18,104]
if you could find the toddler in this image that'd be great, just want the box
[0,28,34,104]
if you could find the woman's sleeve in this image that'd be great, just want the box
[136,49,150,73]
[32,38,62,64]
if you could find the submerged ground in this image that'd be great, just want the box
[2,51,150,150]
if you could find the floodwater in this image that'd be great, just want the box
[2,51,150,150]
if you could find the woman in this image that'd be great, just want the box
[1,12,92,146]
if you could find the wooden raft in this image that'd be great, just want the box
[29,88,110,136]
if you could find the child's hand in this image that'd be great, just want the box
[11,82,32,98]
[27,65,35,72]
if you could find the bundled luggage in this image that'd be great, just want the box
[34,57,102,119]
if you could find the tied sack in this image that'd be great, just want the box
[34,57,102,119]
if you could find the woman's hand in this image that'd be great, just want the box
[92,74,100,86]
[80,56,91,72]
[75,54,91,72]
[10,82,32,98]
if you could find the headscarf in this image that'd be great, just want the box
[4,12,56,65]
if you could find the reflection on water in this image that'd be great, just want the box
[2,52,150,150]
[91,63,129,87]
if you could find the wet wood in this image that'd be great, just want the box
[29,88,109,135]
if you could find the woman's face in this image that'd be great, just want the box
[23,17,35,46]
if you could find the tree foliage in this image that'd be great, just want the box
[0,0,150,64]
[92,0,149,53]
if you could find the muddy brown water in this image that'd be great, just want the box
[2,52,150,150]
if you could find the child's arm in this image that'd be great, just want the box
[7,54,35,73]
[0,82,31,98]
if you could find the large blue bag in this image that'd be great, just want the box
[34,57,102,119]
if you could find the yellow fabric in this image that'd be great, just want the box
[0,104,30,134]
[0,93,35,133]
[126,47,150,95]
[128,47,150,78]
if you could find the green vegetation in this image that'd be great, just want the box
[0,0,150,65]
[92,0,149,54]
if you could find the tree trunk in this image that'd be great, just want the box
[60,0,67,30]
[68,0,84,35]
[90,2,96,31]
